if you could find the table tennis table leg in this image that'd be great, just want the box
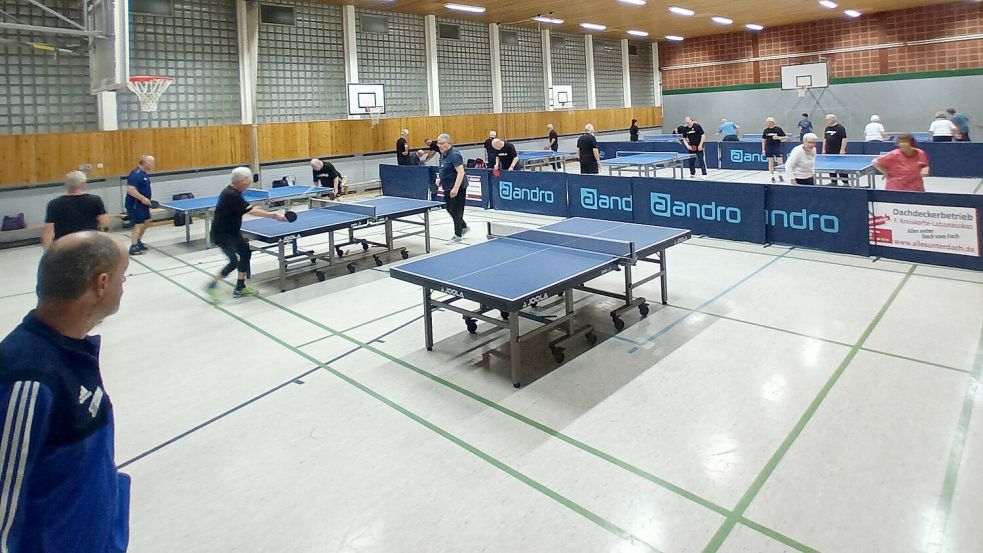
[424,210,432,253]
[277,239,287,292]
[423,287,434,351]
[183,212,191,244]
[204,216,212,248]
[508,313,522,388]
[385,220,394,251]
[328,231,335,265]
[660,251,668,305]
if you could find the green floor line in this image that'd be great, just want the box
[142,241,824,552]
[127,256,664,553]
[291,302,422,349]
[923,322,983,553]
[739,517,820,553]
[700,264,917,553]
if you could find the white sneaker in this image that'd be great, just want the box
[450,235,462,242]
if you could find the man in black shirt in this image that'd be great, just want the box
[629,119,640,142]
[484,131,497,165]
[42,171,109,249]
[682,116,708,179]
[761,117,787,183]
[205,167,286,301]
[492,138,519,173]
[420,138,441,164]
[395,129,412,165]
[577,124,600,174]
[822,114,848,185]
[547,124,560,170]
[310,158,343,198]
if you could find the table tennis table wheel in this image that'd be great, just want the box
[361,240,369,251]
[585,330,598,347]
[315,270,326,283]
[464,317,478,334]
[400,250,409,260]
[550,345,565,364]
[499,311,509,320]
[346,263,356,274]
[611,314,625,331]
[638,303,650,318]
[335,246,345,258]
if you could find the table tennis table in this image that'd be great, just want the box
[602,151,696,179]
[883,132,933,143]
[778,154,880,188]
[517,150,578,171]
[159,185,325,246]
[390,218,691,387]
[642,135,683,143]
[240,196,443,291]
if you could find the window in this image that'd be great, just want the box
[361,14,389,34]
[131,0,172,16]
[261,5,295,26]
[501,30,519,46]
[438,23,460,40]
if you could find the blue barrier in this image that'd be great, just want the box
[380,164,431,200]
[566,174,635,223]
[720,142,783,170]
[868,190,983,270]
[632,178,766,243]
[765,185,869,255]
[861,141,983,178]
[491,170,569,217]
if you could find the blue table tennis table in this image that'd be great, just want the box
[240,196,443,291]
[517,150,578,171]
[642,135,683,143]
[159,185,325,246]
[602,151,696,179]
[390,217,691,387]
[882,132,933,143]
[778,154,879,188]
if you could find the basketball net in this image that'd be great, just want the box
[127,76,174,112]
[367,107,383,126]
[797,85,809,98]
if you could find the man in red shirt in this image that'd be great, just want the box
[873,133,930,192]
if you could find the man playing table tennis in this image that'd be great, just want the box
[310,158,342,198]
[492,138,519,174]
[206,167,287,301]
[435,134,468,241]
[682,117,708,179]
[577,124,600,175]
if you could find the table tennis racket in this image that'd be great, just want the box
[493,168,501,177]
[150,200,160,208]
[284,211,298,222]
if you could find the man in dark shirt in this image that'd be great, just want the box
[492,138,519,173]
[310,158,343,198]
[436,133,467,241]
[42,170,109,248]
[822,113,848,185]
[547,124,560,170]
[798,113,813,141]
[577,124,600,175]
[124,154,155,256]
[419,138,441,164]
[206,167,286,301]
[395,129,412,165]
[629,119,640,142]
[484,131,497,165]
[682,117,708,179]
[0,231,131,553]
[762,117,787,183]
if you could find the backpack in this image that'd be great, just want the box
[2,213,26,231]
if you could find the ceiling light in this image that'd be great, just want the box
[580,22,607,30]
[668,6,695,16]
[532,16,564,24]
[818,0,838,8]
[711,16,733,25]
[627,30,649,36]
[745,23,764,31]
[844,9,862,17]
[619,0,647,5]
[665,35,684,41]
[444,3,485,13]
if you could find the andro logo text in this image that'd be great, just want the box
[766,209,840,234]
[650,192,742,224]
[580,187,632,211]
[499,181,555,203]
[730,149,768,164]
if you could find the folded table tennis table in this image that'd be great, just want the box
[602,151,696,179]
[240,196,443,291]
[390,218,691,387]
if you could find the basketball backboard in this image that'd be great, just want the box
[780,62,829,90]
[347,83,386,116]
[549,85,573,109]
[86,0,129,93]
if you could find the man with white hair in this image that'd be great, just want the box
[785,133,819,185]
[125,154,156,255]
[682,116,708,179]
[864,115,886,141]
[42,170,110,248]
[492,138,519,174]
[761,117,787,183]
[435,134,468,241]
[484,130,498,165]
[206,167,287,301]
[718,118,740,141]
[576,124,600,174]
[822,114,848,185]
[310,158,343,198]
[395,129,412,165]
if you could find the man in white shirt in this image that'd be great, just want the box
[864,115,886,141]
[785,133,819,185]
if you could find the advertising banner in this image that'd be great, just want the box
[491,170,568,217]
[566,174,635,223]
[869,201,979,257]
[765,185,869,255]
[632,178,766,242]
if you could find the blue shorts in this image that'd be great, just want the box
[127,204,151,224]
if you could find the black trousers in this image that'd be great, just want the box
[793,177,815,185]
[933,136,953,142]
[580,159,599,174]
[722,135,739,141]
[215,233,251,278]
[688,150,708,175]
[444,188,467,236]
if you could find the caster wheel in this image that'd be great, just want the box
[426,346,433,351]
[400,250,409,260]
[585,331,598,346]
[639,303,650,318]
[465,318,478,334]
[500,311,509,320]
[513,382,522,389]
[374,256,383,267]
[335,247,344,258]
[346,263,356,274]
[361,240,369,251]
[315,271,325,283]
[612,316,625,331]
[551,347,565,364]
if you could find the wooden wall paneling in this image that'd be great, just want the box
[0,135,38,186]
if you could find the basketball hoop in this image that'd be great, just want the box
[797,85,809,98]
[367,107,383,126]
[127,75,173,112]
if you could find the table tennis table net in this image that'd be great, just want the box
[487,222,635,259]
[309,198,378,219]
[614,151,683,160]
